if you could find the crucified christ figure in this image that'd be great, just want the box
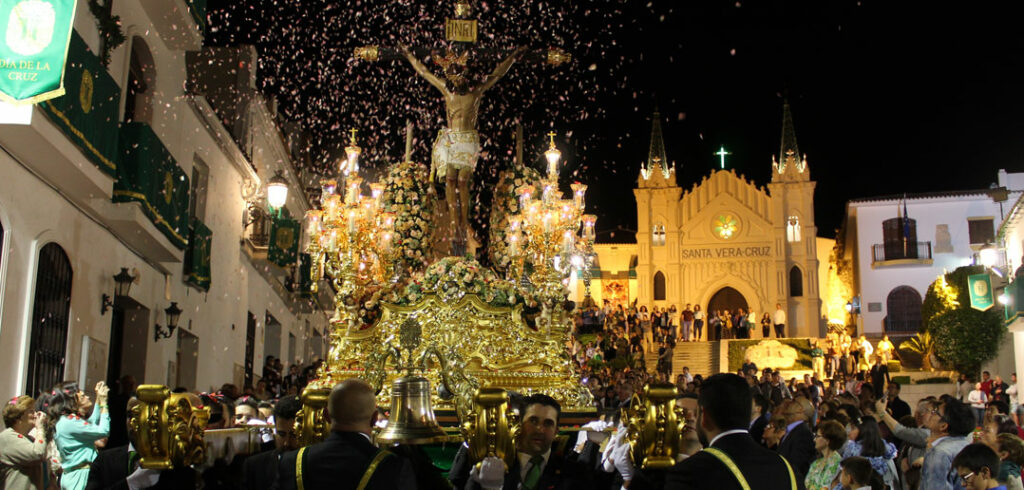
[400,44,527,254]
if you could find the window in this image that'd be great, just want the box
[786,216,801,242]
[26,243,73,397]
[189,157,209,221]
[124,37,155,123]
[968,218,995,245]
[789,266,803,297]
[885,286,923,333]
[653,271,666,301]
[652,225,666,246]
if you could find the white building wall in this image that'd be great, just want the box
[0,2,328,400]
[852,193,1014,335]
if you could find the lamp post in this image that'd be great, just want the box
[266,170,289,215]
[154,302,182,341]
[101,267,136,314]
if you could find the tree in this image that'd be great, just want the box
[922,265,1006,376]
[898,330,937,371]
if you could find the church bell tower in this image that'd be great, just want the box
[635,110,681,306]
[767,100,822,336]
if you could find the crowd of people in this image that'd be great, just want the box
[577,300,791,342]
[3,300,1024,489]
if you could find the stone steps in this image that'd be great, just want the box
[667,341,720,379]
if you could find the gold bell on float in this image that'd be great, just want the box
[376,375,448,445]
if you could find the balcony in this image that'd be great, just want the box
[871,241,934,268]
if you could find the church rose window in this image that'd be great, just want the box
[26,243,73,398]
[712,214,739,240]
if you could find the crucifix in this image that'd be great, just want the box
[715,145,732,169]
[354,0,570,256]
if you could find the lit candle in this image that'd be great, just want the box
[543,213,553,233]
[380,231,392,252]
[517,185,534,210]
[348,209,357,234]
[509,233,520,256]
[571,183,586,209]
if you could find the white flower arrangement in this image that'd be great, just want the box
[382,160,435,275]
[488,164,542,272]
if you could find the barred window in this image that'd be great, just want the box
[886,286,923,333]
[26,243,73,397]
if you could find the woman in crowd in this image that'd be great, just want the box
[968,382,988,427]
[638,306,651,348]
[692,305,704,342]
[667,305,678,339]
[1,395,50,489]
[995,433,1024,490]
[720,310,732,339]
[761,312,772,339]
[49,382,110,490]
[841,417,898,488]
[805,420,847,490]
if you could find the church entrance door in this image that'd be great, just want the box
[707,287,749,315]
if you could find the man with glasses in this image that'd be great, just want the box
[873,397,934,490]
[921,396,974,489]
[243,395,302,490]
[952,443,1006,490]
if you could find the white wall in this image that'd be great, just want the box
[852,194,1010,334]
[0,2,328,400]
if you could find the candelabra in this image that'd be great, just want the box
[507,132,596,335]
[305,134,397,352]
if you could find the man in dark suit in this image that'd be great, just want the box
[452,393,593,490]
[274,379,417,490]
[748,393,770,447]
[869,357,890,399]
[776,397,815,480]
[86,397,198,490]
[242,395,302,490]
[885,382,912,422]
[664,374,804,489]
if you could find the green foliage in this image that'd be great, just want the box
[898,331,936,371]
[608,354,633,371]
[891,375,911,385]
[726,339,813,372]
[930,307,1005,377]
[921,265,1006,377]
[587,357,605,371]
[887,360,902,372]
[88,0,125,66]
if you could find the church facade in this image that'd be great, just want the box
[632,103,824,337]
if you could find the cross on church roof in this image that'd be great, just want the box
[714,145,732,169]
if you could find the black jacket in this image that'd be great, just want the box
[748,414,769,447]
[85,445,198,490]
[887,396,912,422]
[242,448,282,490]
[274,431,417,490]
[665,432,806,490]
[451,448,594,490]
[777,421,815,479]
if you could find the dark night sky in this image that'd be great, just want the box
[205,1,1024,240]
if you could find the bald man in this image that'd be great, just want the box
[274,379,417,490]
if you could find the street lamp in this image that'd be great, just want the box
[154,302,183,341]
[544,131,561,178]
[980,243,998,268]
[101,267,136,315]
[267,170,289,211]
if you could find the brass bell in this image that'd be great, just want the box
[376,375,448,445]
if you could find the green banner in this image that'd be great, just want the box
[268,217,300,267]
[968,273,994,311]
[113,122,190,249]
[184,218,212,291]
[0,0,77,103]
[39,30,119,175]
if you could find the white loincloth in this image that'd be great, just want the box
[431,129,480,180]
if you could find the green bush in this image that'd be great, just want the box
[887,360,902,372]
[921,266,1006,377]
[891,375,911,386]
[727,339,813,372]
